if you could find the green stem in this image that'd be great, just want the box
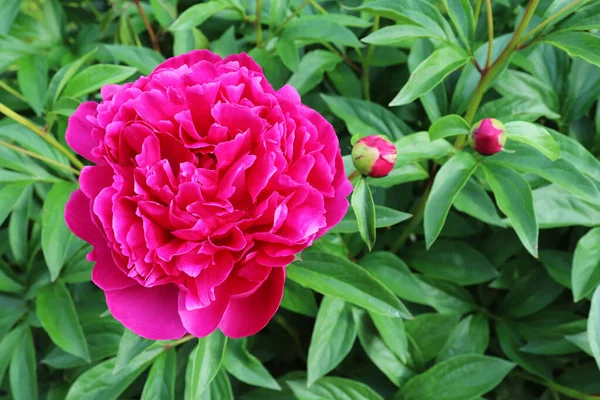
[362,16,380,101]
[255,0,263,48]
[133,0,160,53]
[0,139,80,176]
[455,0,539,148]
[164,334,196,349]
[0,102,85,170]
[309,0,327,14]
[484,0,494,68]
[273,0,310,35]
[513,371,600,400]
[0,81,27,102]
[322,42,362,73]
[519,0,586,45]
[473,0,484,31]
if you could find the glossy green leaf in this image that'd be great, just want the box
[520,338,579,355]
[437,315,489,362]
[322,94,410,139]
[496,321,552,379]
[453,178,503,226]
[397,354,515,400]
[287,50,342,95]
[199,368,233,400]
[0,325,25,384]
[543,31,600,67]
[589,286,600,369]
[36,281,90,361]
[353,308,415,387]
[105,45,166,75]
[406,240,498,285]
[17,54,48,115]
[224,338,280,390]
[500,268,563,318]
[114,329,152,373]
[185,332,228,399]
[281,16,363,48]
[504,121,560,161]
[150,0,178,27]
[424,152,479,248]
[288,250,411,318]
[0,0,21,34]
[429,114,470,141]
[572,227,600,302]
[368,163,429,188]
[362,25,437,46]
[445,0,474,50]
[351,177,376,250]
[142,348,177,400]
[169,1,231,31]
[307,296,356,386]
[395,132,455,164]
[0,182,31,226]
[369,311,409,364]
[287,376,385,400]
[547,128,600,182]
[275,39,299,72]
[533,184,600,228]
[42,181,77,281]
[9,326,37,400]
[405,313,460,363]
[565,332,592,356]
[8,184,31,267]
[280,279,318,317]
[483,164,538,257]
[390,46,470,106]
[62,64,137,98]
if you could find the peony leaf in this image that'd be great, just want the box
[572,227,600,302]
[185,332,228,399]
[351,177,376,250]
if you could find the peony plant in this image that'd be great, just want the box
[0,0,599,399]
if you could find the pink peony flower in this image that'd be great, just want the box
[64,50,352,340]
[351,135,397,178]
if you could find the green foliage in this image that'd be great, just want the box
[1,0,600,399]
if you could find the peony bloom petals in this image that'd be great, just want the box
[66,101,103,164]
[105,284,186,340]
[65,189,104,246]
[151,49,223,75]
[91,243,136,291]
[79,165,113,199]
[219,267,285,338]
[178,291,229,338]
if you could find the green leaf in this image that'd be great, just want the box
[0,325,25,384]
[307,296,356,386]
[533,184,600,228]
[395,132,455,164]
[275,39,299,72]
[589,286,600,370]
[362,25,438,46]
[0,0,21,34]
[287,376,385,400]
[369,311,409,364]
[173,29,209,56]
[572,227,600,302]
[504,121,559,161]
[487,142,599,203]
[17,54,48,115]
[405,313,460,363]
[288,250,411,318]
[437,315,489,362]
[114,329,152,373]
[429,114,470,141]
[280,279,318,317]
[169,1,231,31]
[353,308,415,387]
[565,332,592,356]
[543,31,600,67]
[445,0,475,50]
[397,354,515,400]
[520,338,580,355]
[494,69,559,116]
[105,45,166,76]
[150,0,178,27]
[9,327,37,400]
[558,2,600,31]
[65,347,163,400]
[327,63,362,99]
[281,16,363,48]
[9,184,31,266]
[495,321,552,379]
[483,164,538,257]
[42,181,77,281]
[62,64,137,98]
[36,281,90,362]
[360,252,477,314]
[142,348,177,400]
[367,163,429,189]
[405,240,498,285]
[45,49,97,109]
[333,205,411,234]
[540,250,572,289]
[453,178,504,226]
[287,50,342,96]
[0,182,31,226]
[548,128,600,182]
[199,368,233,400]
[0,264,23,293]
[500,268,563,318]
[390,46,470,106]
[185,332,228,399]
[224,339,280,390]
[322,94,410,139]
[424,152,479,248]
[351,177,376,250]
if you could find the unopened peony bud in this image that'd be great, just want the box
[351,135,397,178]
[469,118,507,156]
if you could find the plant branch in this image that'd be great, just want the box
[164,334,196,349]
[310,0,327,14]
[0,81,27,102]
[0,102,85,170]
[513,371,600,400]
[519,0,586,45]
[484,0,494,68]
[133,0,160,53]
[322,42,362,73]
[0,139,80,176]
[362,16,380,101]
[474,0,484,31]
[255,0,263,48]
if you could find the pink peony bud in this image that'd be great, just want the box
[469,118,507,156]
[351,135,397,177]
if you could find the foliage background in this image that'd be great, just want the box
[1,0,600,399]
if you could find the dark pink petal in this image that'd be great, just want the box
[66,101,103,164]
[151,50,223,76]
[105,284,186,340]
[79,166,113,199]
[91,242,136,291]
[65,189,103,245]
[178,290,228,338]
[219,267,285,338]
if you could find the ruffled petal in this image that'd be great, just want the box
[178,290,228,338]
[151,50,223,75]
[105,284,186,340]
[91,242,136,291]
[219,267,285,338]
[66,101,103,164]
[79,165,113,199]
[65,189,103,245]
